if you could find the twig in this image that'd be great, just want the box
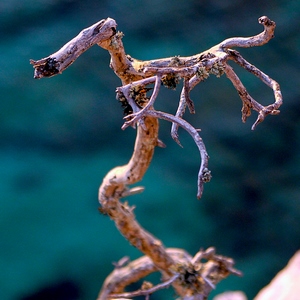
[31,16,282,193]
[98,248,193,300]
[31,15,282,299]
[227,49,282,129]
[219,16,276,48]
[145,109,210,199]
[121,75,162,129]
[30,18,117,78]
[109,274,179,299]
[171,75,204,146]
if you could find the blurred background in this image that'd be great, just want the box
[1,0,300,299]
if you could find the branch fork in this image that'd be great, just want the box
[31,16,282,299]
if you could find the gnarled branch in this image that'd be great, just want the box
[31,16,282,299]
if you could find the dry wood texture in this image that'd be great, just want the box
[31,16,282,299]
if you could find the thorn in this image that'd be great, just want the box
[122,186,145,197]
[112,256,130,268]
[174,137,183,148]
[171,132,183,148]
[157,139,166,148]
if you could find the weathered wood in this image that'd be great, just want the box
[30,18,117,78]
[31,16,282,299]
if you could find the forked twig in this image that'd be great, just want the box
[98,248,193,300]
[109,274,180,299]
[146,109,210,199]
[98,247,241,300]
[31,16,282,299]
[116,77,210,198]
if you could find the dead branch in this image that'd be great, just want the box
[30,18,117,78]
[31,16,282,299]
[99,247,241,300]
[30,16,282,199]
[108,274,180,299]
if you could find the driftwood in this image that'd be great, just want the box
[31,16,282,299]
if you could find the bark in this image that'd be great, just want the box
[30,16,282,299]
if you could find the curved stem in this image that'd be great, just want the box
[219,16,276,49]
[146,110,210,199]
[31,15,281,299]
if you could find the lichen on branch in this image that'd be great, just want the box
[31,16,282,299]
